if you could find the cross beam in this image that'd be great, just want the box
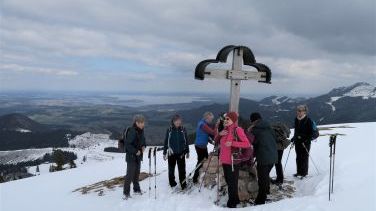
[194,45,272,113]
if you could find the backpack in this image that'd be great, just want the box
[118,127,130,153]
[271,122,291,149]
[232,127,254,165]
[311,120,319,140]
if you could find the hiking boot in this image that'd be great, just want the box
[271,179,283,185]
[133,190,144,195]
[170,181,177,188]
[293,173,301,177]
[181,182,187,190]
[299,174,308,180]
[192,176,199,184]
[122,194,131,200]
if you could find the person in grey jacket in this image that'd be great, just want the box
[249,112,278,205]
[163,114,189,190]
[123,114,146,200]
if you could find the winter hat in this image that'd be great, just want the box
[250,112,262,122]
[226,112,238,123]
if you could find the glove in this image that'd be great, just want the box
[163,154,167,161]
[291,137,296,144]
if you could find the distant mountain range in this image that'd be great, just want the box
[0,82,375,149]
[180,82,376,127]
[0,114,79,151]
[0,113,48,133]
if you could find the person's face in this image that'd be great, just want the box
[173,119,182,127]
[206,115,214,124]
[296,109,306,118]
[224,117,233,127]
[136,121,145,129]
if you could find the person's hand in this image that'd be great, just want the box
[219,130,228,136]
[186,153,190,159]
[136,150,141,156]
[163,154,167,161]
[225,141,232,147]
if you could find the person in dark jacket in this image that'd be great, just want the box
[292,105,313,177]
[192,111,216,183]
[163,114,190,189]
[249,112,278,205]
[271,122,291,185]
[123,114,146,200]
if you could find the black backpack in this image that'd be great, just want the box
[271,122,291,149]
[118,127,130,153]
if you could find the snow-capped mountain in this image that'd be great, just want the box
[326,82,376,99]
[181,82,376,127]
[1,122,375,211]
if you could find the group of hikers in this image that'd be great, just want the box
[121,104,316,208]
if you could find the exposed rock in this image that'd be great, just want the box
[199,152,296,205]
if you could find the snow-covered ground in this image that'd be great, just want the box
[1,122,375,211]
[0,132,120,176]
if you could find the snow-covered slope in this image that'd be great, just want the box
[1,122,375,211]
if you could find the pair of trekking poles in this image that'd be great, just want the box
[283,141,320,175]
[284,135,338,201]
[179,145,221,203]
[148,147,158,199]
[328,134,337,201]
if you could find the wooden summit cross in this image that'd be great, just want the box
[195,45,272,113]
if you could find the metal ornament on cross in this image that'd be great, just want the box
[195,45,272,113]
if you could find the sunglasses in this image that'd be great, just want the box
[225,118,231,121]
[297,110,305,112]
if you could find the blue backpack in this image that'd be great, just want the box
[311,120,319,140]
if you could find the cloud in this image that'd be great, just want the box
[0,0,375,95]
[0,64,79,76]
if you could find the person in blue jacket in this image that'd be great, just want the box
[163,114,190,190]
[192,112,216,183]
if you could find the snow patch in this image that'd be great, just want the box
[15,128,31,133]
[69,132,112,149]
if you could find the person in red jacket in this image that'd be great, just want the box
[215,112,250,208]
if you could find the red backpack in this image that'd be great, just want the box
[232,127,254,165]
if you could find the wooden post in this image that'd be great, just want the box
[229,48,243,113]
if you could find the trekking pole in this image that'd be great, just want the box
[199,153,214,192]
[181,161,204,185]
[329,138,333,201]
[302,143,320,175]
[329,135,337,201]
[148,148,152,198]
[153,147,157,199]
[331,136,336,193]
[283,144,293,172]
[216,150,220,204]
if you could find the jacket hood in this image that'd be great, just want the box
[254,120,271,129]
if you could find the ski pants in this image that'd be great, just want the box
[274,150,284,182]
[222,164,240,208]
[193,146,208,182]
[123,159,141,195]
[295,141,311,176]
[256,164,273,205]
[168,153,186,187]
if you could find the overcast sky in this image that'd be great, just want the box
[0,0,375,96]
